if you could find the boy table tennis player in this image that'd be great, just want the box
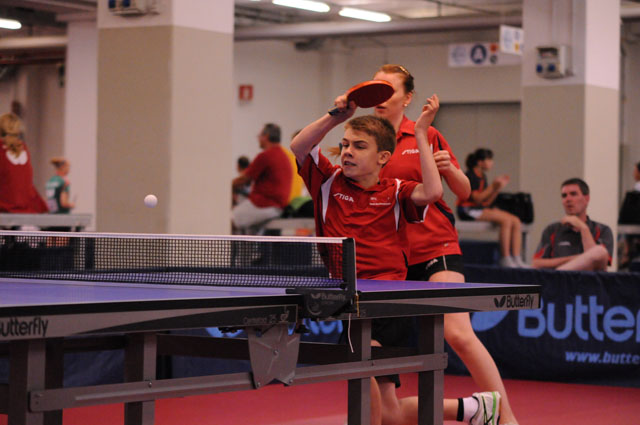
[291,96,502,425]
[291,96,442,279]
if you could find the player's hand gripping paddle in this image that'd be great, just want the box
[328,80,395,116]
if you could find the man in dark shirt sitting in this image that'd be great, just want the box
[532,178,613,271]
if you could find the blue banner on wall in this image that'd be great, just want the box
[456,266,640,384]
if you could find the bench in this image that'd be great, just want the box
[0,213,92,231]
[456,220,531,259]
[264,218,531,257]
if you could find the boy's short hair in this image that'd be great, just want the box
[345,115,396,154]
[561,177,589,195]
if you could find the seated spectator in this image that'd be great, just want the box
[618,162,640,269]
[285,129,308,202]
[231,123,292,233]
[456,148,527,268]
[532,178,612,271]
[46,157,75,214]
[0,112,48,214]
[232,155,251,206]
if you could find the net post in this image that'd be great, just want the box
[342,238,356,295]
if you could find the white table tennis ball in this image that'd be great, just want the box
[144,194,158,208]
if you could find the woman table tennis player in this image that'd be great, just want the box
[372,64,519,425]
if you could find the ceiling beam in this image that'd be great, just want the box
[235,14,523,41]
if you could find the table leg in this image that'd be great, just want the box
[44,339,63,425]
[417,315,444,425]
[9,339,45,425]
[124,332,157,425]
[347,318,371,425]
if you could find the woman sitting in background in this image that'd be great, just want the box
[0,112,48,214]
[457,148,527,268]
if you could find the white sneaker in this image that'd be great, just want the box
[470,391,501,425]
[498,256,517,268]
[512,256,532,269]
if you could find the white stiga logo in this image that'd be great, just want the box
[370,196,391,206]
[334,193,354,202]
[402,149,419,155]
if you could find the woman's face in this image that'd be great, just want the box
[480,158,494,171]
[372,71,412,122]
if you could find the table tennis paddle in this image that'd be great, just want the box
[328,80,394,116]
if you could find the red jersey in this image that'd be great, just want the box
[380,116,461,264]
[245,145,293,209]
[0,142,48,213]
[299,146,424,280]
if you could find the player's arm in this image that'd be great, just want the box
[435,150,471,199]
[59,190,74,209]
[290,98,356,165]
[561,215,598,251]
[232,173,251,189]
[410,95,443,205]
[532,255,576,269]
[470,175,508,206]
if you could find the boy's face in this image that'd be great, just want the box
[340,128,390,181]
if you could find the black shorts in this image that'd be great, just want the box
[341,316,417,388]
[372,317,417,387]
[457,206,484,221]
[407,254,464,281]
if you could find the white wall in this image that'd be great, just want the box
[231,33,523,165]
[621,33,640,196]
[232,40,327,162]
[0,68,20,113]
[31,65,65,196]
[64,20,98,227]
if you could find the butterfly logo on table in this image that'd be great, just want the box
[470,296,509,332]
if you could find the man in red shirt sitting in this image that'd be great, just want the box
[232,123,292,233]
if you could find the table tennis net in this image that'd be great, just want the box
[0,232,356,289]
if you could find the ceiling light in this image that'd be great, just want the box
[339,7,391,23]
[272,0,330,13]
[0,18,21,30]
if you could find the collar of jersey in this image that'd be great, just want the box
[343,172,384,192]
[397,115,415,140]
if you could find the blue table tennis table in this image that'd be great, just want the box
[0,232,540,425]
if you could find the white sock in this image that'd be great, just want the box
[462,396,479,423]
[512,255,531,268]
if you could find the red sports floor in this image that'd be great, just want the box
[2,373,638,424]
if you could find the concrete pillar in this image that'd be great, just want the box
[520,0,620,263]
[64,19,98,229]
[96,0,234,234]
